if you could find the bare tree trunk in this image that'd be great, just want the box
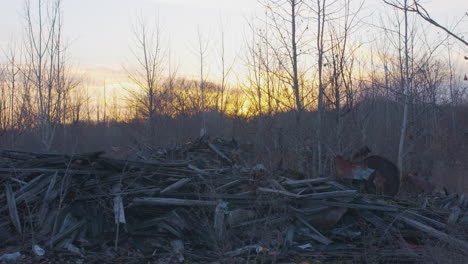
[25,0,64,151]
[291,0,302,125]
[126,16,163,142]
[5,45,21,148]
[197,28,209,137]
[218,22,233,116]
[398,0,411,182]
[316,0,326,176]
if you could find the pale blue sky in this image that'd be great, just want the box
[0,0,467,86]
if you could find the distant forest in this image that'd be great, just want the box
[1,0,467,192]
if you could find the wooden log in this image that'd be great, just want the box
[300,190,357,199]
[160,178,191,194]
[112,184,126,224]
[161,223,182,238]
[284,225,295,248]
[214,201,228,240]
[397,214,468,251]
[225,245,261,257]
[257,187,298,198]
[1,176,27,185]
[187,164,208,181]
[269,179,287,192]
[0,174,53,214]
[403,211,447,230]
[293,185,333,195]
[132,197,217,207]
[283,177,331,187]
[448,206,462,224]
[49,219,86,246]
[327,180,353,190]
[0,150,37,160]
[0,174,45,201]
[215,180,242,192]
[0,149,64,158]
[258,188,356,200]
[171,240,185,262]
[289,205,329,214]
[316,201,398,212]
[233,216,288,228]
[37,172,58,227]
[295,215,333,245]
[78,187,162,200]
[5,184,21,234]
[207,143,232,164]
[0,168,106,175]
[187,164,208,175]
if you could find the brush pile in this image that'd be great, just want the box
[0,137,467,263]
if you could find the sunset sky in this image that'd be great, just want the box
[1,0,467,89]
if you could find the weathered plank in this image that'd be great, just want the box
[214,201,228,240]
[257,187,298,198]
[160,178,191,194]
[397,214,468,251]
[49,219,86,246]
[132,197,217,207]
[0,168,105,175]
[403,210,447,230]
[317,201,398,212]
[283,177,331,187]
[207,143,232,164]
[225,245,261,257]
[38,172,58,227]
[171,240,185,262]
[300,190,357,199]
[296,215,333,245]
[112,184,126,224]
[6,184,22,234]
[215,179,242,191]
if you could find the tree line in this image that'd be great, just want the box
[0,0,467,186]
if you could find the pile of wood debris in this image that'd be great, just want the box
[0,137,467,263]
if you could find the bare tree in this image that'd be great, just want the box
[160,46,179,117]
[126,15,164,141]
[197,28,209,136]
[1,44,22,147]
[325,0,363,154]
[244,22,265,116]
[381,0,467,181]
[24,0,67,150]
[260,0,307,123]
[250,0,310,173]
[383,0,468,46]
[217,21,234,115]
[0,64,6,137]
[315,0,327,175]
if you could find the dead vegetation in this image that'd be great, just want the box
[0,137,467,263]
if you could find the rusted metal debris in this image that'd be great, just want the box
[335,154,400,197]
[0,137,467,263]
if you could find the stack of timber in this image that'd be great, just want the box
[0,137,467,263]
